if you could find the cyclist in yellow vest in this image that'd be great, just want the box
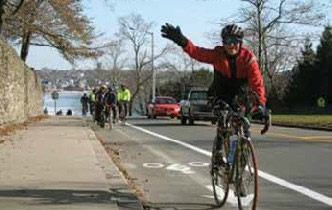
[88,88,97,115]
[117,84,131,117]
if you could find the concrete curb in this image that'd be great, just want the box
[86,128,143,210]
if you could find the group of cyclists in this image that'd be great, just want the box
[80,84,131,126]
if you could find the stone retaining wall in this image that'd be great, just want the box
[0,38,42,125]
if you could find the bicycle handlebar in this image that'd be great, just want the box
[260,109,272,135]
[212,96,272,135]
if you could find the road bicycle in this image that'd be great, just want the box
[210,92,271,210]
[98,107,106,128]
[82,104,88,116]
[118,101,127,126]
[105,104,114,130]
[94,103,106,128]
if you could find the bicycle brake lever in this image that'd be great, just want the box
[260,111,271,135]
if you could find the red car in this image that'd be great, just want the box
[146,97,180,119]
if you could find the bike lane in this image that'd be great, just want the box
[97,118,332,210]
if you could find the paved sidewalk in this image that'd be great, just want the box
[0,116,142,210]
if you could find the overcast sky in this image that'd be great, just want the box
[22,0,332,70]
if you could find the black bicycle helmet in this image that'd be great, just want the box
[221,24,244,40]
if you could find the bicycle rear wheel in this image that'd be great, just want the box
[119,110,125,125]
[109,109,113,130]
[99,115,105,128]
[211,136,229,207]
[235,139,258,210]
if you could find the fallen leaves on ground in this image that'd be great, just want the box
[94,132,147,204]
[0,115,48,143]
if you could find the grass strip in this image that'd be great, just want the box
[272,115,332,130]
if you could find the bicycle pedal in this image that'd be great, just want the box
[234,185,247,197]
[234,191,247,197]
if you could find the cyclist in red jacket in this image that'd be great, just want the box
[161,23,267,114]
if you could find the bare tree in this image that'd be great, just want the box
[103,38,127,86]
[3,0,101,63]
[117,13,169,114]
[0,0,24,32]
[159,45,202,92]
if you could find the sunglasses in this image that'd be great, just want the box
[223,36,242,45]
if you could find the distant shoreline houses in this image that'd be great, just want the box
[37,68,115,92]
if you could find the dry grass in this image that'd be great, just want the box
[0,115,48,143]
[27,115,49,123]
[0,124,26,137]
[93,131,147,204]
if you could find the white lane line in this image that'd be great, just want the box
[205,185,255,207]
[205,185,238,206]
[127,123,332,207]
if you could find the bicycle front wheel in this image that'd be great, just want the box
[211,136,229,207]
[235,139,258,210]
[119,109,126,125]
[99,112,105,128]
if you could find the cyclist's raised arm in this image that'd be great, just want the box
[161,23,217,64]
[183,40,219,64]
[161,23,188,47]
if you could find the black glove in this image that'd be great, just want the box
[161,23,188,47]
[207,96,215,107]
[252,104,268,120]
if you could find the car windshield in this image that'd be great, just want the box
[155,98,177,104]
[190,91,208,100]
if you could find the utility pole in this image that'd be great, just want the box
[148,31,155,101]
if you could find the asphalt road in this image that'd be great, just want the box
[93,116,332,210]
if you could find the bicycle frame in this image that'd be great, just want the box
[216,107,251,177]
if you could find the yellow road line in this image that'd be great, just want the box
[251,128,332,142]
[301,136,332,140]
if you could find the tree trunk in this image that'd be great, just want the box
[20,30,32,61]
[256,1,262,72]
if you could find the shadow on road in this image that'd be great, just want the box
[143,202,218,210]
[132,123,185,127]
[132,122,212,128]
[0,188,141,208]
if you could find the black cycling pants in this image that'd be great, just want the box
[118,101,128,117]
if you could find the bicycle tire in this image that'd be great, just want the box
[109,109,113,130]
[119,108,126,125]
[211,136,229,207]
[99,111,105,128]
[235,139,258,210]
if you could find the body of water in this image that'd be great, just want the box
[44,91,87,116]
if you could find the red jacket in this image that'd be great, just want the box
[183,39,266,105]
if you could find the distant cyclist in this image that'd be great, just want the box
[117,84,131,118]
[88,88,96,116]
[95,85,106,123]
[104,86,117,123]
[80,93,89,116]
